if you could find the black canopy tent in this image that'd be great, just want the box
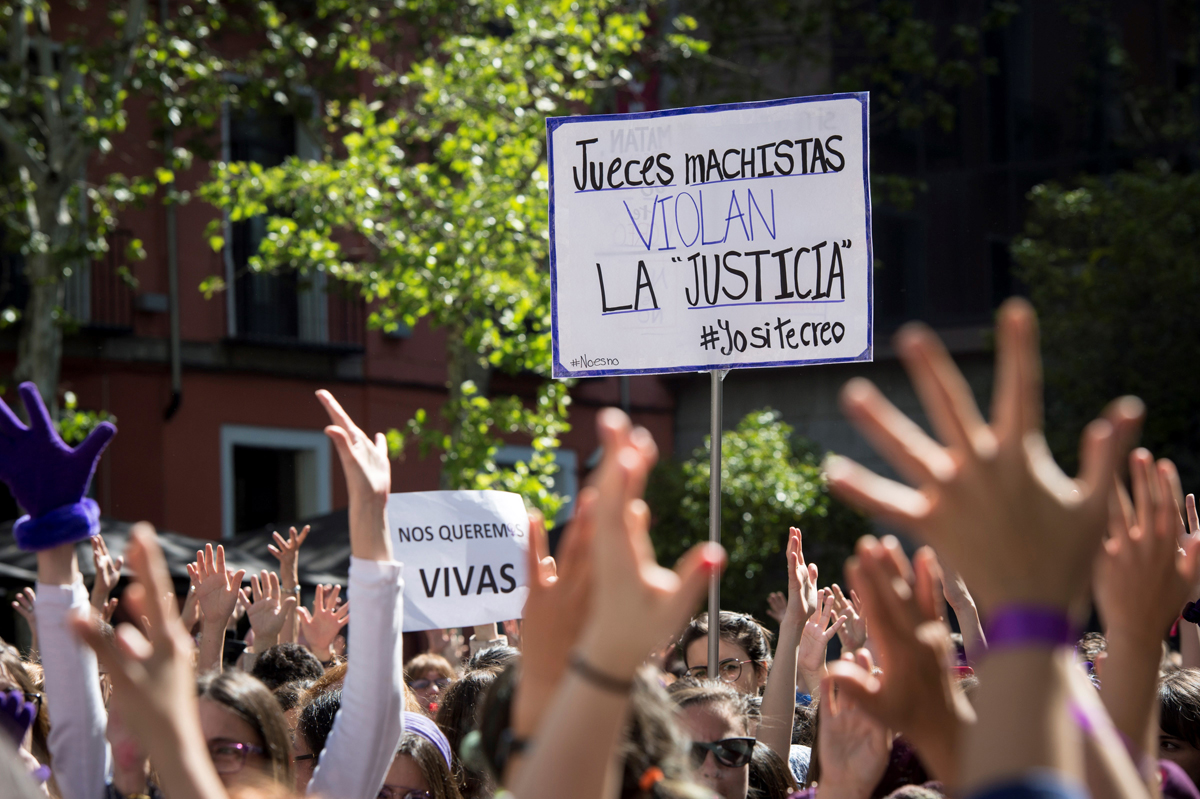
[0,513,354,647]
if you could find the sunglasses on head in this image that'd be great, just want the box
[690,737,755,769]
[408,677,451,691]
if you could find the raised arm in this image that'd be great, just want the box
[824,298,1143,794]
[939,560,986,666]
[825,540,974,788]
[240,570,298,671]
[297,584,350,667]
[759,527,820,759]
[1094,452,1200,777]
[268,525,309,644]
[75,524,227,799]
[89,534,123,618]
[193,544,245,674]
[511,409,722,799]
[35,541,111,799]
[306,389,404,799]
[0,382,119,799]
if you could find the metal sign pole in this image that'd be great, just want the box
[707,369,726,679]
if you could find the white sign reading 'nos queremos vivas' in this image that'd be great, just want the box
[547,92,874,378]
[387,490,529,631]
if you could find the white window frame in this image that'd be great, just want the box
[220,425,332,539]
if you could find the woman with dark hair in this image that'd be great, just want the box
[669,681,757,799]
[1160,668,1200,785]
[677,612,773,697]
[197,669,293,789]
[435,670,497,799]
[748,741,796,799]
[381,712,463,799]
[293,688,343,792]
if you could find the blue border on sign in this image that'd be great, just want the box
[547,91,874,379]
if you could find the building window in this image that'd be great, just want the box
[494,446,579,526]
[220,425,332,539]
[223,102,365,347]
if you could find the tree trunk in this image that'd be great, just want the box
[14,251,65,415]
[13,190,70,414]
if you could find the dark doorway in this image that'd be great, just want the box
[233,445,298,533]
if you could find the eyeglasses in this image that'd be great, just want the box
[690,737,755,769]
[22,692,41,712]
[408,678,451,691]
[684,658,752,683]
[293,753,317,764]
[207,740,266,774]
[377,788,433,799]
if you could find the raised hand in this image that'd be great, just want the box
[782,527,820,628]
[73,523,227,799]
[830,583,867,651]
[317,390,392,562]
[938,560,986,665]
[514,498,594,741]
[193,543,244,626]
[0,383,115,551]
[797,588,846,693]
[1094,450,1200,764]
[760,527,830,757]
[268,525,309,578]
[12,587,37,657]
[1096,452,1200,642]
[510,409,724,799]
[99,597,119,624]
[575,408,724,679]
[267,524,308,644]
[814,653,893,799]
[297,583,349,661]
[90,533,124,612]
[766,591,787,624]
[180,563,202,632]
[240,570,297,650]
[825,298,1142,613]
[825,538,970,785]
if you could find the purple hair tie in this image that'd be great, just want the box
[14,498,101,551]
[984,605,1076,651]
[403,711,452,768]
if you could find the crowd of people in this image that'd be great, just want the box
[0,298,1196,799]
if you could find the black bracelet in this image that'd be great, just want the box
[569,653,634,693]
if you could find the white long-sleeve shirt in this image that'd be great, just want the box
[35,579,111,799]
[307,557,405,799]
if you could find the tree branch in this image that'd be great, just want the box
[0,114,46,180]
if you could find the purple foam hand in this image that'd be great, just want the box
[0,689,36,745]
[0,383,116,551]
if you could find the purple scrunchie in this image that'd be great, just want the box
[14,498,100,552]
[403,711,452,768]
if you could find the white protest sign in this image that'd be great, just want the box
[387,490,529,632]
[547,92,873,377]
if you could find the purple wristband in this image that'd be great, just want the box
[984,605,1076,650]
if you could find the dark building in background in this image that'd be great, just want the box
[665,1,1176,476]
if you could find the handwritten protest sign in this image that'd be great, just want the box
[387,490,529,631]
[547,92,872,377]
